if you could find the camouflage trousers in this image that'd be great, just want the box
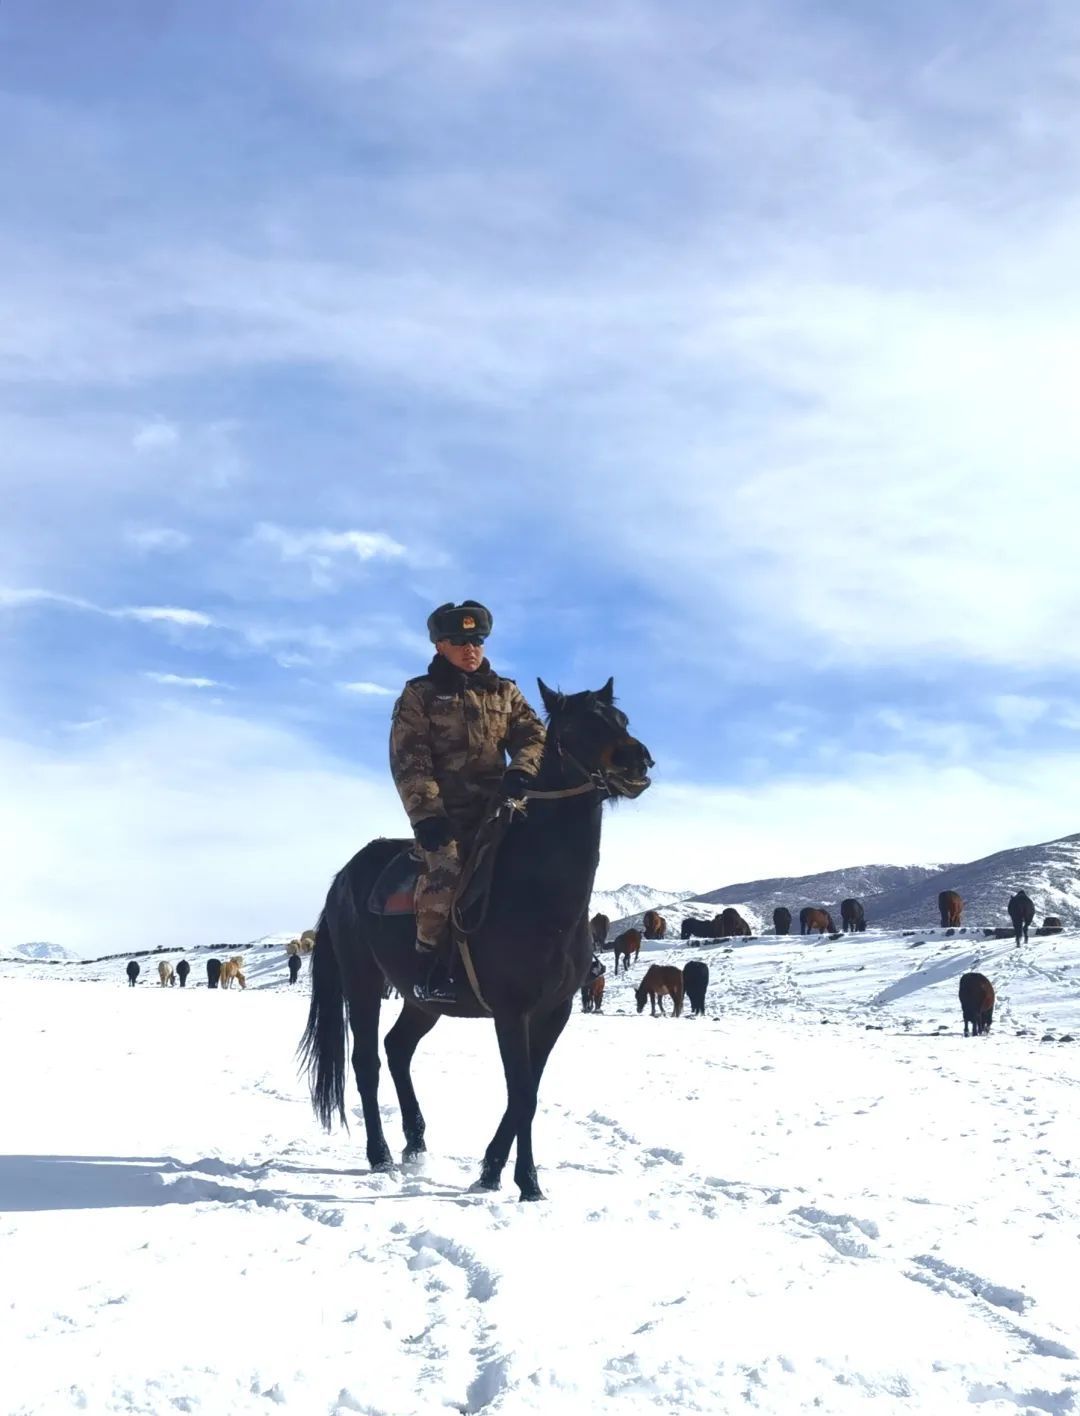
[415,837,468,947]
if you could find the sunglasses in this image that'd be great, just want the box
[446,634,486,647]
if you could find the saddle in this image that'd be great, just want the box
[368,843,422,916]
[367,808,512,931]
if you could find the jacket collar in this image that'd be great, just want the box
[427,653,500,694]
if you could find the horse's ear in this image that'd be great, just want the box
[537,678,563,714]
[597,676,614,705]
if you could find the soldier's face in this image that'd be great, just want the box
[437,637,486,673]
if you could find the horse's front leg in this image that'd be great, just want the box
[478,1002,571,1201]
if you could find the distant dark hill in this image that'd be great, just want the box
[608,831,1080,936]
[695,864,950,919]
[856,832,1080,928]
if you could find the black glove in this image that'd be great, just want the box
[500,769,534,800]
[414,816,454,852]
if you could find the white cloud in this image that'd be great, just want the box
[125,526,191,554]
[245,523,409,594]
[132,419,179,452]
[339,680,395,697]
[117,606,213,628]
[0,706,404,955]
[989,695,1049,734]
[143,672,220,689]
[1,587,214,630]
[0,586,92,612]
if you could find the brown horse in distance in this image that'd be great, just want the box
[635,965,684,1017]
[718,906,751,937]
[958,972,994,1036]
[840,898,865,932]
[1007,890,1035,946]
[800,907,835,935]
[580,974,605,1013]
[773,906,792,935]
[612,928,642,975]
[642,910,667,940]
[590,914,610,950]
[938,890,963,927]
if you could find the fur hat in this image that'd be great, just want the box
[426,599,493,643]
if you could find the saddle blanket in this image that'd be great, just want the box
[368,847,420,916]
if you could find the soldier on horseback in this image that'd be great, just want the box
[389,600,546,1002]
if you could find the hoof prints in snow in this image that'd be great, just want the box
[408,1231,498,1303]
[791,1205,880,1258]
[910,1253,1029,1313]
[968,1383,1077,1412]
[906,1255,1078,1363]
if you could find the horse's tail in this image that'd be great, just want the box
[298,895,349,1132]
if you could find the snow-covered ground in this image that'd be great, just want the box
[3,927,1080,1414]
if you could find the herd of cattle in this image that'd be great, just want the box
[583,888,1063,1036]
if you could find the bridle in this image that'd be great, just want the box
[514,735,613,804]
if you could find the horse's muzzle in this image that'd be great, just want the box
[608,739,653,798]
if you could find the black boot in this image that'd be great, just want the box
[413,946,458,1004]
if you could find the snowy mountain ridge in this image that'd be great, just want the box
[605,830,1080,934]
[589,883,695,921]
[2,940,82,963]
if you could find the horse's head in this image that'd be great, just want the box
[634,978,648,1013]
[537,677,653,800]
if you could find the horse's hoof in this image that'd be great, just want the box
[402,1147,426,1168]
[469,1175,501,1193]
[518,1188,545,1203]
[370,1158,397,1174]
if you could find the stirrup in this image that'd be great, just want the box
[413,950,458,1004]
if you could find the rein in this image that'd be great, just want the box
[449,739,609,1009]
[519,739,611,803]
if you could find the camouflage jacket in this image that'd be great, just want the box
[389,655,546,833]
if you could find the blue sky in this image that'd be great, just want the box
[4,0,1080,952]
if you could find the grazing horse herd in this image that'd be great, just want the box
[124,945,310,991]
[587,884,1059,1037]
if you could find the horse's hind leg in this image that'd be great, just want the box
[385,1004,439,1164]
[336,932,394,1171]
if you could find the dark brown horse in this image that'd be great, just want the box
[301,677,653,1202]
[958,972,994,1036]
[125,960,139,986]
[1007,891,1035,946]
[773,906,792,935]
[642,909,667,940]
[635,964,684,1017]
[680,915,722,940]
[938,890,963,927]
[612,928,642,974]
[800,907,835,935]
[840,898,865,932]
[718,906,751,937]
[682,960,709,1015]
[590,913,610,949]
